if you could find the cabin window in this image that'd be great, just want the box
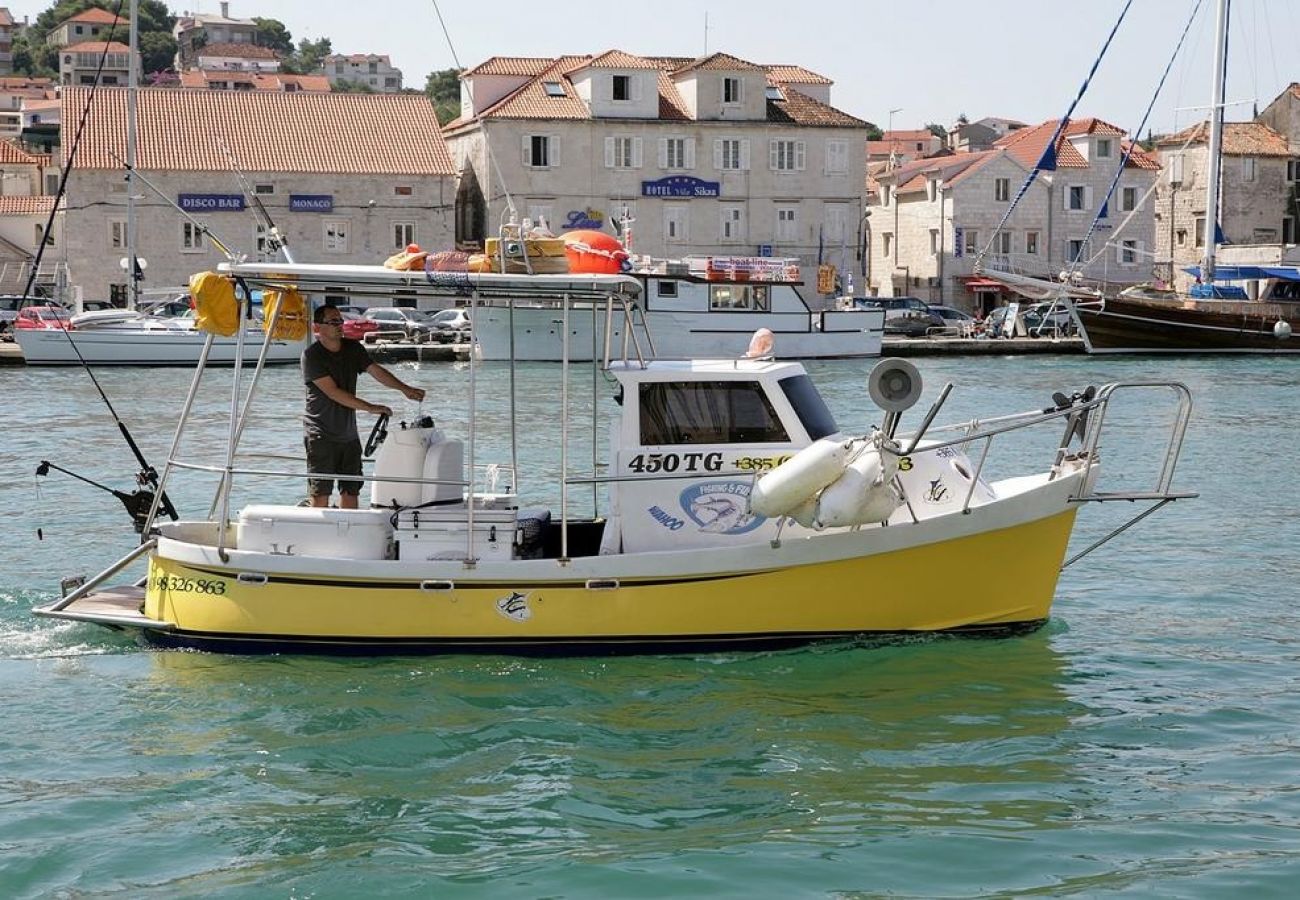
[709,284,769,311]
[656,280,678,298]
[639,381,789,445]
[779,374,838,440]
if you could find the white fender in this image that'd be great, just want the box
[813,442,901,529]
[370,423,434,508]
[750,438,852,518]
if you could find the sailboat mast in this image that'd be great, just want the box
[1200,0,1229,282]
[125,0,139,309]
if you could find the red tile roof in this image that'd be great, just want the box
[768,86,865,128]
[672,52,766,74]
[995,117,1157,170]
[764,65,832,86]
[585,49,662,69]
[199,42,280,60]
[462,57,555,77]
[60,7,128,26]
[0,196,57,216]
[881,128,936,144]
[327,54,393,65]
[887,149,1004,195]
[0,141,45,165]
[65,86,455,176]
[63,41,131,53]
[178,70,332,92]
[1158,120,1292,157]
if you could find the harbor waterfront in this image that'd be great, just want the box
[2,355,1298,894]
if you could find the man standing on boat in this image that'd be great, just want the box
[302,306,425,508]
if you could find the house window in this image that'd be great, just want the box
[612,74,630,101]
[825,139,848,174]
[606,136,640,168]
[1026,231,1039,255]
[1067,239,1086,262]
[716,138,746,170]
[394,185,414,196]
[254,183,274,195]
[394,222,416,249]
[769,139,806,172]
[108,220,126,249]
[722,76,742,104]
[523,134,555,168]
[1096,138,1112,159]
[543,81,565,97]
[1194,216,1206,248]
[709,285,769,312]
[1068,185,1086,210]
[720,205,745,241]
[882,232,893,256]
[1288,159,1300,182]
[997,232,1012,254]
[664,205,689,242]
[824,204,847,243]
[963,229,978,255]
[765,85,784,101]
[323,219,349,253]
[995,177,1010,202]
[1119,239,1138,264]
[1177,228,1187,247]
[1242,157,1257,182]
[929,229,939,256]
[181,221,205,253]
[662,137,690,169]
[1121,187,1137,212]
[775,206,798,242]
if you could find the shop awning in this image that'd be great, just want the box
[961,277,1007,290]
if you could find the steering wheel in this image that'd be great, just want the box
[363,412,390,457]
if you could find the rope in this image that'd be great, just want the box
[977,0,1135,268]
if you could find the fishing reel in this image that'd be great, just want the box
[35,459,176,534]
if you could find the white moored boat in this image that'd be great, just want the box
[473,255,884,361]
[34,260,1196,654]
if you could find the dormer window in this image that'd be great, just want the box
[543,81,565,97]
[612,74,630,101]
[765,85,784,101]
[1096,138,1112,158]
[722,76,742,104]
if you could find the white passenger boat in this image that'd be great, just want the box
[34,261,1196,654]
[473,255,884,361]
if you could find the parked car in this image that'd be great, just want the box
[981,302,1078,338]
[0,295,56,332]
[341,311,381,341]
[929,305,979,335]
[361,306,438,341]
[15,305,73,330]
[427,308,471,343]
[853,296,945,337]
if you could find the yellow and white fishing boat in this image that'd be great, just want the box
[35,261,1196,654]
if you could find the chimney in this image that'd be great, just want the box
[220,1,229,17]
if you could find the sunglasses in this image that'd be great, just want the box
[320,318,345,326]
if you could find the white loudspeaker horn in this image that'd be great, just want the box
[868,358,923,413]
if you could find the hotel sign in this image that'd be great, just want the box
[178,193,245,212]
[641,176,720,198]
[290,194,334,213]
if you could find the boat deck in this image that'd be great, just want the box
[35,585,171,630]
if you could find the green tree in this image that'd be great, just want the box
[424,68,460,124]
[281,36,331,75]
[16,0,176,76]
[138,31,176,74]
[864,122,882,142]
[926,122,947,140]
[252,17,293,56]
[333,80,375,94]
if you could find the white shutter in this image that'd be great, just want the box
[740,139,751,170]
[631,76,642,102]
[684,138,696,169]
[550,135,560,167]
[714,139,723,170]
[796,141,806,171]
[1063,188,1071,211]
[522,135,532,166]
[1116,242,1125,263]
[658,138,668,169]
[632,137,643,168]
[769,140,780,171]
[604,137,615,168]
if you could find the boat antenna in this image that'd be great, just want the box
[219,140,296,263]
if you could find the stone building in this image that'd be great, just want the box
[0,7,15,76]
[1152,120,1293,292]
[871,117,1159,312]
[0,193,63,295]
[323,54,403,93]
[58,87,456,303]
[173,2,258,71]
[58,40,138,87]
[0,76,53,138]
[47,7,127,48]
[444,50,867,285]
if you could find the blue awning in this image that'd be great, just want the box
[1183,265,1300,282]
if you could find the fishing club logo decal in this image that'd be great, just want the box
[495,591,532,622]
[678,481,766,535]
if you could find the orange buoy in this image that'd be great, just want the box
[562,230,628,274]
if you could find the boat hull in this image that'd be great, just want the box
[1077,296,1300,354]
[13,327,305,366]
[133,504,1078,654]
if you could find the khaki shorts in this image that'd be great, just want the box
[304,436,363,497]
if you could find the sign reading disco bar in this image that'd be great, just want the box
[178,193,245,212]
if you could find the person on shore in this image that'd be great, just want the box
[302,305,425,508]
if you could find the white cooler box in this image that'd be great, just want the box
[237,505,394,560]
[394,507,519,561]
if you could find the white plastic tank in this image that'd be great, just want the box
[421,438,465,505]
[370,419,435,508]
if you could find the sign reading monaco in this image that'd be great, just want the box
[641,176,720,198]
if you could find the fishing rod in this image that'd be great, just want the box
[110,152,244,262]
[21,1,179,529]
[220,140,296,264]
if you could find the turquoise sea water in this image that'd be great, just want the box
[2,354,1298,897]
